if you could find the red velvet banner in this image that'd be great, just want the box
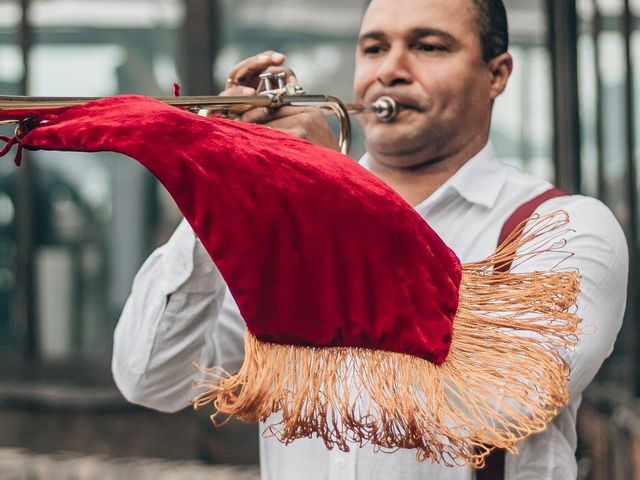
[2,95,460,364]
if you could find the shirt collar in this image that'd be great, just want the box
[439,142,508,209]
[359,142,508,210]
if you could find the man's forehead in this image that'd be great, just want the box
[360,0,476,35]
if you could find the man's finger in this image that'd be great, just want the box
[219,86,256,97]
[226,51,286,90]
[269,106,314,118]
[237,107,278,125]
[264,111,340,151]
[237,106,313,125]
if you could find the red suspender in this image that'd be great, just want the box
[476,186,566,480]
[498,187,566,247]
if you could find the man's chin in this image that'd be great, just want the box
[364,124,429,157]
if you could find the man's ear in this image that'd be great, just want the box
[487,52,513,100]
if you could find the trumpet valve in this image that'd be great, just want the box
[259,72,276,93]
[259,71,306,98]
[275,72,287,90]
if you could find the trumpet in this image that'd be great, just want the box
[0,77,398,155]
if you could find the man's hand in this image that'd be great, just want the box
[220,51,340,152]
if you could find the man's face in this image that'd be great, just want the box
[354,0,505,168]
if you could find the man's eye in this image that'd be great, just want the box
[417,43,445,52]
[363,45,383,55]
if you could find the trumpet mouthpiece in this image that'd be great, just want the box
[371,96,398,122]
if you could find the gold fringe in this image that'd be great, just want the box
[192,211,580,468]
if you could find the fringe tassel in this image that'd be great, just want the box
[193,211,580,468]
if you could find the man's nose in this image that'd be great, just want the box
[376,47,412,87]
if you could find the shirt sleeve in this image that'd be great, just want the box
[515,195,629,401]
[111,218,246,413]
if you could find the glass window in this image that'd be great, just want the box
[0,0,184,362]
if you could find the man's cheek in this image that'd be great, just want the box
[353,67,375,92]
[352,79,366,101]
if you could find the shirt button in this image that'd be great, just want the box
[202,263,214,273]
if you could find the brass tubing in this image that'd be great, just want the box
[0,94,398,155]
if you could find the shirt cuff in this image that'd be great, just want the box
[159,218,224,294]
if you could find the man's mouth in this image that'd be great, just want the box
[378,102,421,122]
[363,95,425,122]
[396,102,419,112]
[379,98,422,115]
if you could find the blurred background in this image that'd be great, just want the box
[0,0,637,478]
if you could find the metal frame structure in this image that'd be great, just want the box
[9,0,221,372]
[16,0,37,372]
[545,0,582,194]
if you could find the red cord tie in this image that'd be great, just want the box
[0,135,19,165]
[0,115,39,166]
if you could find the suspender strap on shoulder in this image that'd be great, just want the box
[497,187,566,247]
[476,186,566,480]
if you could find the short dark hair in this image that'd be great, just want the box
[471,0,509,62]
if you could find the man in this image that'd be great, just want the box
[112,0,628,478]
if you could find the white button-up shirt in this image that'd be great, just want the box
[112,143,628,480]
